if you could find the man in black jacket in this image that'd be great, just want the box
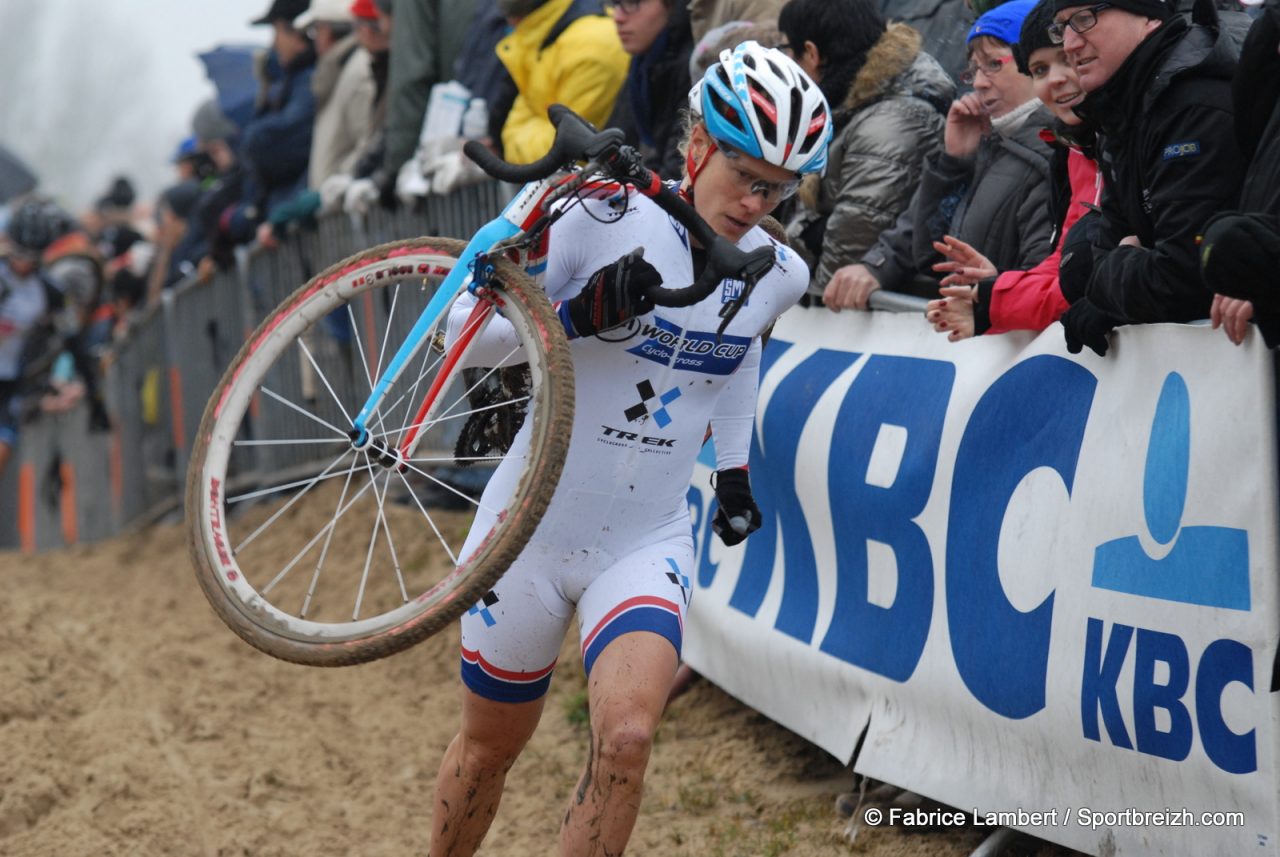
[1200,0,1280,346]
[1052,0,1244,355]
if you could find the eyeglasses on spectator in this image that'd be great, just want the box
[959,54,1014,85]
[1048,3,1113,44]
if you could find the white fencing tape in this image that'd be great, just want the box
[685,307,1278,856]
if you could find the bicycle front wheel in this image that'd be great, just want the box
[186,237,574,666]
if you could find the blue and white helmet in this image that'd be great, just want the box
[690,40,833,176]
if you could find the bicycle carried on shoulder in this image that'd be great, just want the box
[186,106,777,667]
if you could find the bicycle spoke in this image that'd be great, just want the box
[259,385,350,438]
[407,454,518,464]
[228,456,364,507]
[370,394,531,440]
[351,463,408,620]
[233,437,345,447]
[297,336,354,426]
[399,457,502,518]
[300,458,361,619]
[259,473,380,598]
[232,452,367,554]
[394,467,461,567]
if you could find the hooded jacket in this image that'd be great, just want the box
[606,0,694,180]
[497,0,629,164]
[1072,2,1244,323]
[860,103,1055,297]
[795,24,954,291]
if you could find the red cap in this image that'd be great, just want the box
[350,0,378,18]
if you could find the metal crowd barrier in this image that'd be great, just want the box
[0,181,515,551]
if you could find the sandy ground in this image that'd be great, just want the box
[0,516,1083,857]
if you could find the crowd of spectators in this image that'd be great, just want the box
[2,0,1278,473]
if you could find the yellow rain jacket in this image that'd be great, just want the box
[497,0,629,164]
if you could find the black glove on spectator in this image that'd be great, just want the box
[1200,212,1280,314]
[1057,208,1101,305]
[559,249,660,339]
[1061,299,1121,357]
[711,467,761,547]
[87,395,111,433]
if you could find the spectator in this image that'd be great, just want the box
[91,175,146,265]
[380,0,476,198]
[392,1,519,202]
[38,204,105,335]
[926,0,1102,339]
[689,19,757,78]
[495,0,630,164]
[224,0,317,246]
[778,0,954,298]
[688,0,785,41]
[303,0,369,188]
[823,0,1054,310]
[395,13,519,200]
[171,137,217,184]
[148,181,205,302]
[187,98,244,278]
[607,0,695,179]
[0,198,108,478]
[333,0,397,215]
[1200,0,1280,345]
[883,0,976,85]
[1055,0,1244,356]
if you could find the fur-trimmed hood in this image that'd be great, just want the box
[840,23,953,116]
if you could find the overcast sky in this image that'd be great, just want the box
[0,0,271,212]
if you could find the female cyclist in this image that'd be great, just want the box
[428,41,833,857]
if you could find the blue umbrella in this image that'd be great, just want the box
[198,44,261,131]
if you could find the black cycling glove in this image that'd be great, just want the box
[559,249,660,339]
[711,467,761,547]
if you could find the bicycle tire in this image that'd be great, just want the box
[186,236,574,667]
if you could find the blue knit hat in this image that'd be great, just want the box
[968,0,1040,45]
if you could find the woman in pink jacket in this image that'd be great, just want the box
[925,0,1101,340]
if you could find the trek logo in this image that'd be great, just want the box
[599,425,677,447]
[1161,141,1201,161]
[624,380,682,428]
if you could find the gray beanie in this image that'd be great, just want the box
[192,99,238,144]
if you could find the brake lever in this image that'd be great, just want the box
[714,246,776,341]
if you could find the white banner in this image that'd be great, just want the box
[684,307,1280,856]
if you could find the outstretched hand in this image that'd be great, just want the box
[931,235,997,286]
[925,286,977,341]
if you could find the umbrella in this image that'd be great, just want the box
[198,44,261,131]
[0,143,37,203]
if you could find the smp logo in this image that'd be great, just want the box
[687,349,1259,776]
[721,279,747,304]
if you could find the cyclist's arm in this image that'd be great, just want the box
[708,337,761,470]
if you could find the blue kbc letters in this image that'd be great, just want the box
[689,352,1257,775]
